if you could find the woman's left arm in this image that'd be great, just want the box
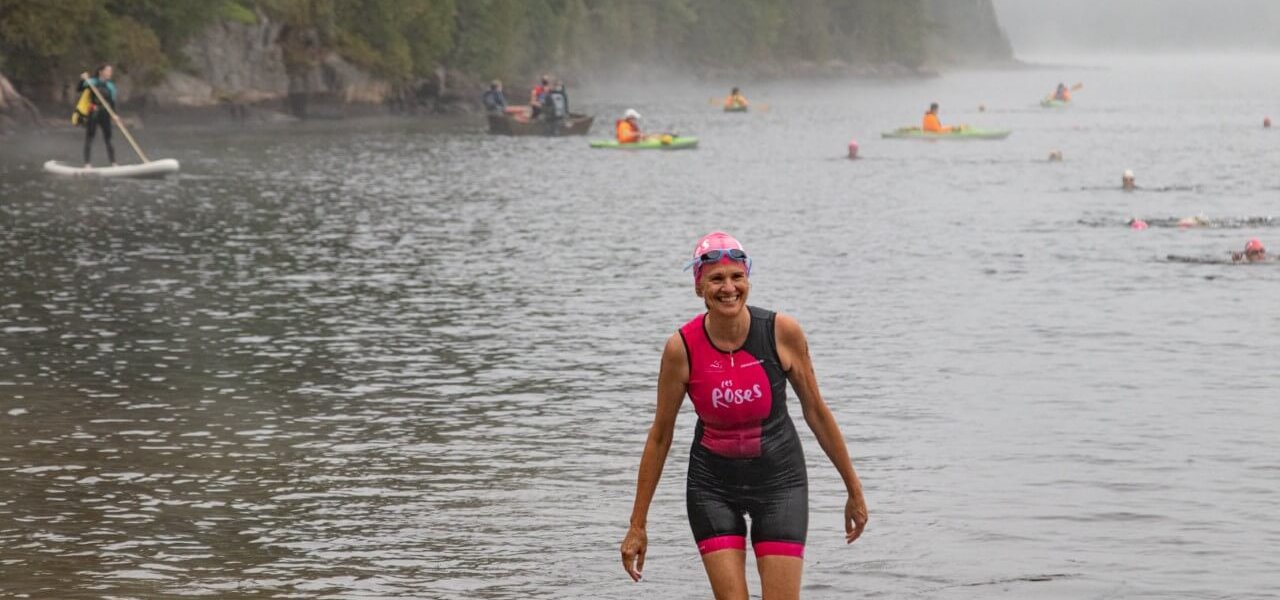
[776,313,868,544]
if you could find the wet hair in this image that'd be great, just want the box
[95,64,112,78]
[731,87,739,94]
[929,102,939,111]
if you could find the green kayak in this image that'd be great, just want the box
[723,105,749,113]
[589,136,699,150]
[881,127,1011,140]
[1040,98,1069,108]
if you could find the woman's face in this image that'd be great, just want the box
[101,66,113,80]
[696,262,750,317]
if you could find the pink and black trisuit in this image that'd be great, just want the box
[680,306,808,559]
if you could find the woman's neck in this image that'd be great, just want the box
[705,307,750,349]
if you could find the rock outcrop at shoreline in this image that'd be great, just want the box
[0,71,41,133]
[139,14,465,119]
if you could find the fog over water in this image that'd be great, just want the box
[994,0,1280,55]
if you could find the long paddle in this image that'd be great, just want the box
[84,79,150,163]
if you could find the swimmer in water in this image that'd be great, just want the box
[620,232,868,599]
[1122,169,1136,191]
[1232,238,1266,263]
[1177,216,1210,229]
[1048,150,1063,162]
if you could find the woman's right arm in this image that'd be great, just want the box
[620,333,688,582]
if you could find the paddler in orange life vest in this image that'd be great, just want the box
[725,87,748,109]
[1053,82,1071,102]
[530,74,550,118]
[616,109,642,144]
[922,102,957,133]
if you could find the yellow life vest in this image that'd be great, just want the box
[72,88,93,126]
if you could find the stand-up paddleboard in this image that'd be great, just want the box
[43,159,180,178]
[49,78,179,178]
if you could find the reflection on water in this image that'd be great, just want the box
[3,56,1280,598]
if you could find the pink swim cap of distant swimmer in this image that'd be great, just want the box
[1245,238,1265,252]
[689,231,751,285]
[1130,219,1149,230]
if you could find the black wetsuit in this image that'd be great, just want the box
[78,78,116,165]
[679,306,808,558]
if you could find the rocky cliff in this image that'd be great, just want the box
[925,0,1015,64]
[0,71,41,133]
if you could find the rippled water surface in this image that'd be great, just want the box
[3,56,1280,599]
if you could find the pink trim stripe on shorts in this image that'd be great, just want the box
[753,540,805,558]
[697,535,746,555]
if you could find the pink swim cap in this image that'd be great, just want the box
[1245,238,1265,253]
[1130,219,1149,230]
[690,231,750,285]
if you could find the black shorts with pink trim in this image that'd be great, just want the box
[686,443,809,558]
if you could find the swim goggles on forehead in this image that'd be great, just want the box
[683,248,751,271]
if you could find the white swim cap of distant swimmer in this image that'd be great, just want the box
[1123,169,1134,178]
[624,109,641,120]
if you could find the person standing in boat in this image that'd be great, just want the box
[482,80,507,115]
[530,75,550,119]
[78,65,118,168]
[543,81,569,135]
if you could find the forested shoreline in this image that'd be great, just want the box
[0,0,1011,124]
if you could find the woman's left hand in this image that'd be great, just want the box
[845,492,868,543]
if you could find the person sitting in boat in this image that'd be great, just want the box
[543,82,570,134]
[616,109,642,144]
[725,87,748,109]
[482,80,507,114]
[78,65,118,168]
[1232,238,1266,263]
[1053,83,1071,102]
[922,102,958,133]
[530,75,550,119]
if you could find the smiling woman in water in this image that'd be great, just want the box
[620,231,869,600]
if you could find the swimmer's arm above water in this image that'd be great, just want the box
[621,333,688,581]
[776,314,869,544]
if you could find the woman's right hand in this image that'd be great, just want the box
[620,525,647,582]
[80,72,89,80]
[845,491,869,543]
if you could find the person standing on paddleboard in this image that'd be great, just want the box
[78,65,118,168]
[620,232,869,599]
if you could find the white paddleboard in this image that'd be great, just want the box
[43,159,180,178]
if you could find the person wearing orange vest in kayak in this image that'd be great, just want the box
[922,102,956,133]
[725,87,748,109]
[1053,83,1071,102]
[616,109,642,143]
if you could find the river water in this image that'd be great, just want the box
[2,55,1279,599]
